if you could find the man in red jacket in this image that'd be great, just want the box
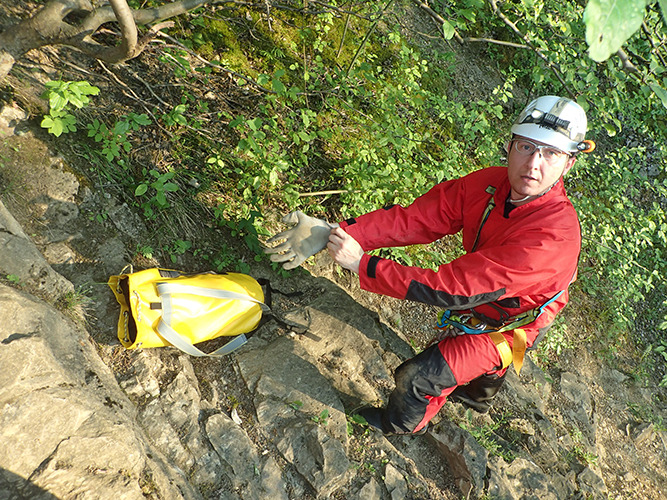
[265,96,594,435]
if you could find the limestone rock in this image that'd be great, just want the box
[206,412,288,500]
[0,284,198,499]
[577,466,608,498]
[487,456,573,499]
[237,335,351,496]
[428,420,488,497]
[357,477,383,499]
[384,463,408,500]
[0,200,73,299]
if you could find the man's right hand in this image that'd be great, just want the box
[327,227,364,275]
[264,211,337,270]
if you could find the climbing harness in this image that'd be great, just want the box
[108,267,270,357]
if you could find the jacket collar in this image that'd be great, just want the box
[496,176,569,215]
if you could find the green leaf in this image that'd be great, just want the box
[298,131,312,142]
[135,184,148,196]
[269,169,279,186]
[247,118,263,131]
[40,116,54,129]
[50,118,64,137]
[272,78,286,94]
[156,191,167,206]
[133,114,151,126]
[49,94,67,113]
[441,20,455,40]
[650,82,667,109]
[584,0,649,62]
[603,122,617,137]
[350,413,368,425]
[113,121,131,135]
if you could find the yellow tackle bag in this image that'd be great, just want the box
[108,268,269,357]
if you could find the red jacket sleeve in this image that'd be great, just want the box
[339,176,468,250]
[355,222,579,310]
[338,167,581,317]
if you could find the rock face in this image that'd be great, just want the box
[0,196,74,300]
[0,281,197,499]
[1,119,667,499]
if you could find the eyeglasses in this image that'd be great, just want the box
[512,139,570,164]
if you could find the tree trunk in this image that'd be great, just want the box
[0,0,210,81]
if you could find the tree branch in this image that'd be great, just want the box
[485,0,571,95]
[0,0,213,80]
[463,37,527,49]
[616,48,639,74]
[102,0,139,62]
[411,0,464,44]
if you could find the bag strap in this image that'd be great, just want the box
[156,282,269,357]
[157,282,271,312]
[157,320,248,357]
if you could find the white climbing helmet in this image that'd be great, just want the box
[511,96,588,153]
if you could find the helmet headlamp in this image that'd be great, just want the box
[523,109,571,131]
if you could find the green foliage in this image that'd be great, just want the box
[135,170,180,218]
[626,400,666,430]
[162,104,188,128]
[535,318,574,363]
[159,48,193,79]
[214,200,264,256]
[87,113,151,161]
[41,80,100,136]
[583,0,667,107]
[5,274,21,285]
[287,401,329,426]
[653,340,667,387]
[460,410,516,462]
[347,413,368,436]
[168,239,192,263]
[311,409,330,425]
[288,400,304,411]
[567,427,598,466]
[569,147,667,334]
[135,244,154,260]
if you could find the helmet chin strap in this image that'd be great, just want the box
[509,182,557,204]
[508,194,533,203]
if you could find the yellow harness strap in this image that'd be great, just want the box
[511,328,527,375]
[488,328,527,375]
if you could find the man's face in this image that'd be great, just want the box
[507,136,576,202]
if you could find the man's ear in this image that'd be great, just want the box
[563,155,577,176]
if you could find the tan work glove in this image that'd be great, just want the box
[264,211,336,270]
